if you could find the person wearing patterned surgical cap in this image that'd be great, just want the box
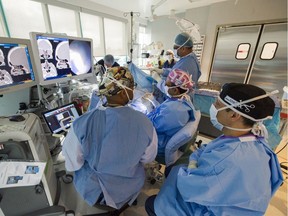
[88,67,134,109]
[145,83,283,216]
[98,66,134,98]
[147,69,197,160]
[62,66,158,210]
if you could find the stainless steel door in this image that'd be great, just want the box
[209,22,287,98]
[247,23,287,96]
[210,25,261,84]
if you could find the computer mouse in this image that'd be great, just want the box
[8,115,26,122]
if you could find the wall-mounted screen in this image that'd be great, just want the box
[30,32,93,85]
[0,37,37,94]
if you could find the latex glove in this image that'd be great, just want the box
[151,71,162,82]
[149,67,163,75]
[142,92,154,101]
[188,160,197,169]
[154,68,163,74]
[141,93,160,109]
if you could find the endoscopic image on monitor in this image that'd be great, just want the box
[0,42,35,91]
[69,40,92,76]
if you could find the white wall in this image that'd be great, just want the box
[148,13,185,51]
[148,0,287,82]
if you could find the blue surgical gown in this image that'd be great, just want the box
[154,135,283,216]
[163,52,201,83]
[147,97,195,157]
[62,106,158,209]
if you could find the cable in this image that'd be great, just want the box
[282,170,288,175]
[275,141,288,154]
[280,162,288,171]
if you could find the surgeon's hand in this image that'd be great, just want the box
[149,68,163,75]
[151,71,162,82]
[142,92,154,101]
[188,160,197,169]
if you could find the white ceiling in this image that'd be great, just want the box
[87,0,231,19]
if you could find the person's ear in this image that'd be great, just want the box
[170,87,180,96]
[230,111,241,121]
[119,88,133,100]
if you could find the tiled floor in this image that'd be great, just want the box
[56,134,288,216]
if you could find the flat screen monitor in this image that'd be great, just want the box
[42,102,81,134]
[0,37,37,95]
[30,32,93,85]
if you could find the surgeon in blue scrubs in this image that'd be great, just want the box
[151,32,201,84]
[147,69,195,158]
[62,67,158,210]
[145,83,283,216]
[150,32,201,104]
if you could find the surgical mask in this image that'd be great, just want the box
[164,85,189,98]
[209,104,224,131]
[173,49,179,59]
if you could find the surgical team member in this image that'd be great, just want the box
[162,49,176,69]
[62,67,158,210]
[96,54,120,75]
[145,83,283,216]
[147,69,195,158]
[151,32,201,83]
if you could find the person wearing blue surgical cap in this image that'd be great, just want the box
[150,32,201,84]
[147,69,196,158]
[62,67,158,211]
[96,54,120,75]
[145,83,283,216]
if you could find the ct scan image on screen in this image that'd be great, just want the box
[0,42,35,89]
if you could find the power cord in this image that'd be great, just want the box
[280,162,288,172]
[275,141,288,154]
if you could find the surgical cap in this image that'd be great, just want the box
[103,54,115,65]
[167,69,193,90]
[98,66,134,97]
[219,83,275,121]
[174,33,193,47]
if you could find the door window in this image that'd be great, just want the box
[260,42,278,60]
[236,43,250,60]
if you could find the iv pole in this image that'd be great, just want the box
[123,11,140,62]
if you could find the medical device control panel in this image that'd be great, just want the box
[0,113,57,210]
[0,123,25,132]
